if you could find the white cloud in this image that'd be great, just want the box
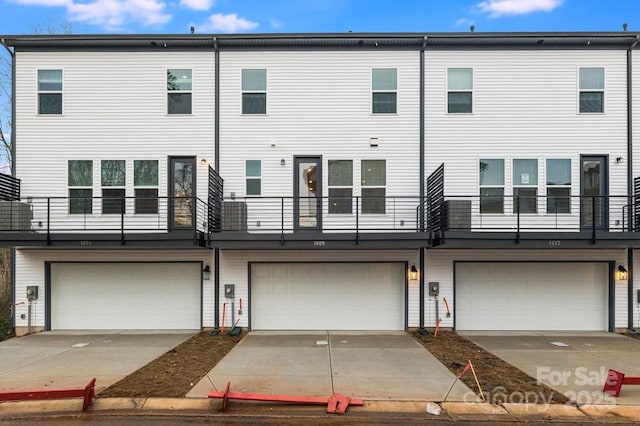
[200,13,258,33]
[456,17,474,27]
[11,0,71,6]
[476,0,563,17]
[179,0,212,11]
[269,18,282,29]
[67,0,171,29]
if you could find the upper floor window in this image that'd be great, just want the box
[101,160,126,214]
[328,160,353,214]
[242,69,267,114]
[167,69,192,114]
[361,160,386,214]
[579,67,604,113]
[134,160,159,214]
[38,69,62,115]
[372,68,397,114]
[447,68,473,113]
[546,159,571,213]
[68,160,92,214]
[246,160,262,196]
[513,159,538,214]
[479,159,504,214]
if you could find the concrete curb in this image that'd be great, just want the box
[3,398,640,423]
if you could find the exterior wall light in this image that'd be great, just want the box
[409,265,419,281]
[203,264,211,281]
[616,265,628,281]
[200,158,208,166]
[280,159,286,166]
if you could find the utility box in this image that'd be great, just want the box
[26,285,38,301]
[428,281,439,297]
[224,284,235,299]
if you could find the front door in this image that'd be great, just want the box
[169,156,196,230]
[294,156,322,230]
[581,155,608,230]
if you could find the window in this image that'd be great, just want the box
[328,160,353,214]
[101,160,126,214]
[579,67,604,113]
[134,160,159,214]
[167,69,192,114]
[246,160,261,196]
[242,69,266,114]
[547,159,571,213]
[68,160,92,214]
[361,160,386,214]
[513,159,538,214]
[479,159,504,214]
[372,68,397,114]
[447,68,473,113]
[38,69,62,115]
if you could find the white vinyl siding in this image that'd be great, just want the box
[15,51,214,207]
[426,50,627,231]
[219,51,420,232]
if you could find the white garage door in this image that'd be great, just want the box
[251,262,405,330]
[456,262,609,331]
[51,262,201,330]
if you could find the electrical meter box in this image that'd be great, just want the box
[428,281,439,297]
[224,284,235,299]
[26,286,38,301]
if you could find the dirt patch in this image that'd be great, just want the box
[412,330,568,404]
[99,330,245,398]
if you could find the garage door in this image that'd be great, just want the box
[456,262,608,331]
[50,262,201,330]
[251,263,405,330]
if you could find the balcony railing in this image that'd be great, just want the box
[429,194,636,236]
[214,196,426,234]
[0,196,209,235]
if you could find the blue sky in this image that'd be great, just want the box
[0,0,639,35]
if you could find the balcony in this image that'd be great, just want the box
[427,194,640,248]
[0,196,209,248]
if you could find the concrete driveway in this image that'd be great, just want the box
[0,330,196,393]
[188,331,476,402]
[461,331,640,405]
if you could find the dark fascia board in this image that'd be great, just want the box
[2,32,640,50]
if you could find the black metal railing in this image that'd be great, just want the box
[0,196,208,236]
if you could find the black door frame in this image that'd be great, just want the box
[168,156,197,231]
[293,156,322,231]
[580,155,609,230]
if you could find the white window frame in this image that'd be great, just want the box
[479,158,504,214]
[512,159,539,214]
[360,159,386,214]
[328,160,353,214]
[167,68,193,115]
[133,160,159,214]
[578,67,605,114]
[101,160,126,214]
[241,69,267,115]
[245,160,262,196]
[68,160,93,215]
[371,68,398,115]
[37,69,63,115]
[545,158,572,214]
[447,67,473,114]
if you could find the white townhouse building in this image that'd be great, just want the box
[1,32,640,335]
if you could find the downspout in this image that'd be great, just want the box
[628,35,639,330]
[1,39,16,336]
[419,36,426,329]
[213,37,221,329]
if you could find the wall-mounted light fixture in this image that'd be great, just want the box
[202,265,211,281]
[280,159,286,166]
[200,158,208,166]
[409,265,419,281]
[616,265,628,281]
[616,156,623,163]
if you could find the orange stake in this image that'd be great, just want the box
[434,318,442,337]
[221,303,227,333]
